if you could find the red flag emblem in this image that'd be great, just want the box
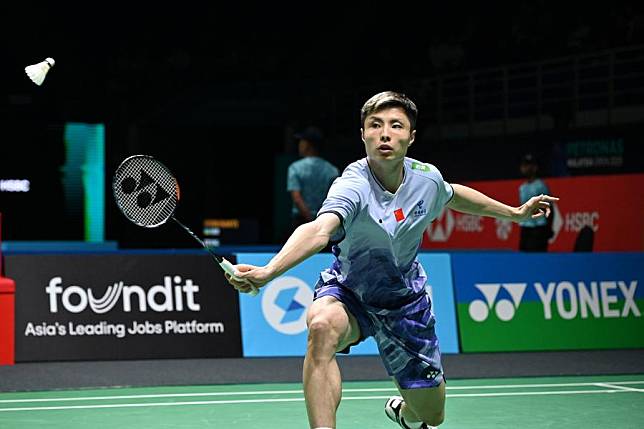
[394,208,405,222]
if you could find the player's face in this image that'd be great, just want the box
[361,107,415,162]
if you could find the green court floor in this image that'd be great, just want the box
[1,374,642,428]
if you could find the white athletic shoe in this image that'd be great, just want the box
[384,396,434,429]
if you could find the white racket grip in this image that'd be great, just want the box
[219,258,259,296]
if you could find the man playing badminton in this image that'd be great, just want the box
[227,91,558,429]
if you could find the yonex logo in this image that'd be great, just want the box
[535,280,639,320]
[261,276,313,335]
[426,370,440,380]
[422,365,441,380]
[120,169,171,209]
[469,283,527,322]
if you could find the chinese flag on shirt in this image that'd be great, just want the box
[394,208,405,222]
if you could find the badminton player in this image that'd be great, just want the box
[226,91,558,429]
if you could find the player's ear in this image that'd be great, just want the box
[360,128,366,143]
[409,129,416,146]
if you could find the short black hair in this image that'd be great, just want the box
[360,91,418,130]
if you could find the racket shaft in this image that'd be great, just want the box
[173,217,258,296]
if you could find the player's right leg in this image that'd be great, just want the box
[303,295,361,429]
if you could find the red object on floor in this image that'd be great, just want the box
[0,276,15,365]
[0,212,16,365]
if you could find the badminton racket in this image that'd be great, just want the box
[112,154,258,296]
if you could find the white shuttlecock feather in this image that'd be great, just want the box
[25,57,55,86]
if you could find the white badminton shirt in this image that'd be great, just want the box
[318,157,454,312]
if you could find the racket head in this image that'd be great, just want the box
[112,155,180,228]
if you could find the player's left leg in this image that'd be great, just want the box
[389,380,446,428]
[376,298,446,428]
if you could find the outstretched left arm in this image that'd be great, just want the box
[447,184,559,223]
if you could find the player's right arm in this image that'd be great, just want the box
[226,212,341,293]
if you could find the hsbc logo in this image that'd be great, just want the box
[0,179,30,192]
[495,219,513,240]
[550,203,563,243]
[548,205,599,244]
[427,208,489,242]
[564,211,599,233]
[469,283,527,322]
[426,208,455,242]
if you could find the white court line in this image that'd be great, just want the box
[445,389,632,398]
[0,380,642,404]
[0,389,639,412]
[0,390,306,404]
[594,383,644,393]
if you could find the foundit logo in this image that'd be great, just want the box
[469,283,527,322]
[261,276,313,335]
[46,276,200,314]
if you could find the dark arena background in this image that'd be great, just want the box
[1,4,643,429]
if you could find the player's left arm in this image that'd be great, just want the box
[447,183,559,223]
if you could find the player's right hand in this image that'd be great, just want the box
[225,264,273,294]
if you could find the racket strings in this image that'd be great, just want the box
[113,156,178,227]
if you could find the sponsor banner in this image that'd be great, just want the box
[238,253,459,357]
[6,254,242,361]
[452,253,644,352]
[418,253,460,354]
[238,254,375,357]
[563,138,625,172]
[422,174,644,251]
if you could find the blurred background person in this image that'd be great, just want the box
[287,126,339,235]
[518,153,554,252]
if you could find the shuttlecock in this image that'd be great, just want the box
[25,57,55,86]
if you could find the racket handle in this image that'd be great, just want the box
[219,258,259,297]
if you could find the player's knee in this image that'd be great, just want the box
[307,315,344,352]
[308,317,337,341]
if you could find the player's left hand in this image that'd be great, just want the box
[514,194,559,223]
